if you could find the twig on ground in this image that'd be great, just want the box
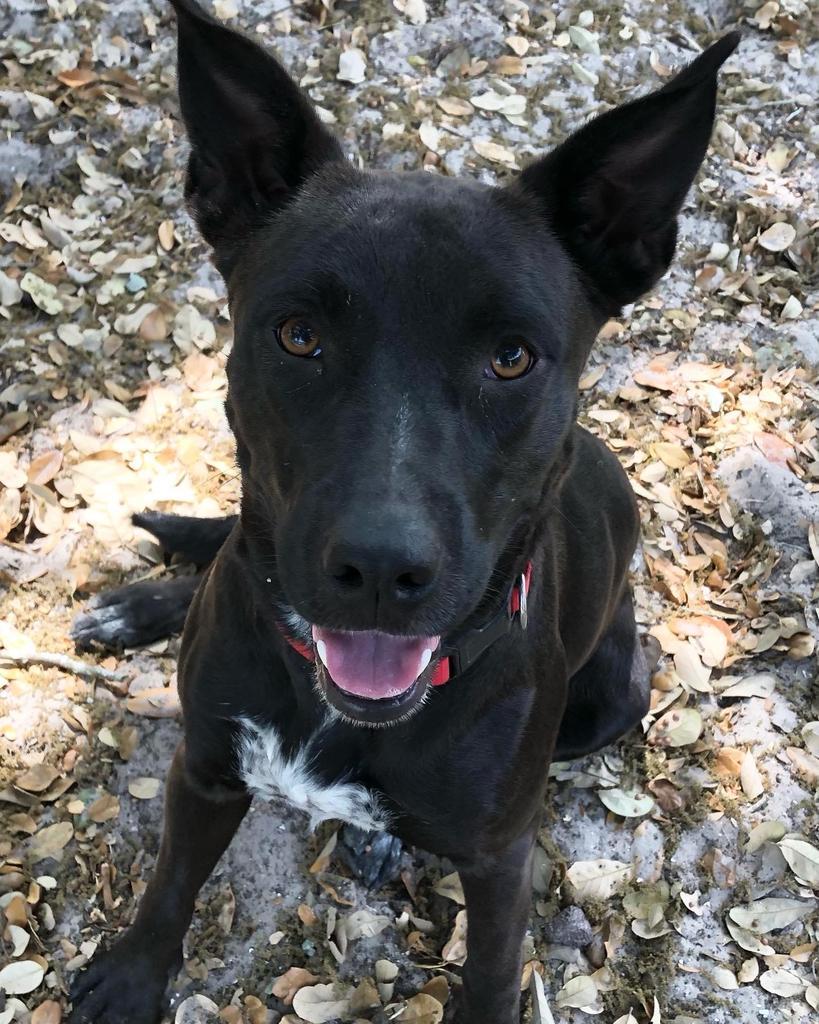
[0,648,128,685]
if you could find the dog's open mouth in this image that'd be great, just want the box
[312,626,439,701]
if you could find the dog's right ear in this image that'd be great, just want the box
[170,0,345,268]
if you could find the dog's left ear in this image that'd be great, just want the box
[515,33,740,313]
[170,0,345,269]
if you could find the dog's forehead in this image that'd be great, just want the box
[331,170,546,265]
[255,168,565,295]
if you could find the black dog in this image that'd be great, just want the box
[69,3,739,1021]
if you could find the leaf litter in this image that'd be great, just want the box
[0,0,817,1022]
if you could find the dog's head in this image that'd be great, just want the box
[170,0,737,724]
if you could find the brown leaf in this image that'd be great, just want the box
[27,450,62,485]
[272,967,320,1005]
[491,55,526,75]
[309,830,338,874]
[442,909,468,964]
[632,368,675,392]
[714,747,744,779]
[647,778,685,813]
[15,764,59,794]
[786,747,819,786]
[436,96,473,117]
[298,903,319,926]
[754,431,795,466]
[400,994,444,1023]
[471,139,518,167]
[138,307,168,342]
[29,821,74,863]
[31,999,62,1024]
[3,893,28,926]
[57,67,98,88]
[126,686,181,718]
[349,978,380,1013]
[420,976,450,1005]
[87,793,120,823]
[652,442,690,469]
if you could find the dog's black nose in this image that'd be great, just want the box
[323,516,441,610]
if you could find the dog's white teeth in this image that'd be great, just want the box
[316,639,328,667]
[418,648,433,675]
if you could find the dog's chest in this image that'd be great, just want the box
[235,718,388,832]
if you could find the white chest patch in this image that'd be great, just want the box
[235,717,389,833]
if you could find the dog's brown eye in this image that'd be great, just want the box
[277,317,321,357]
[489,342,534,380]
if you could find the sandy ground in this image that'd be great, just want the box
[0,1,817,1022]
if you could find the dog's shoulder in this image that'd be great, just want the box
[564,425,639,542]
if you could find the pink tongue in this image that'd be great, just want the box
[312,627,439,700]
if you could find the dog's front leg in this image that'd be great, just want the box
[69,743,250,1024]
[456,824,537,1024]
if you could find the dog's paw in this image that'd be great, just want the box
[337,825,403,889]
[71,589,144,649]
[71,577,197,650]
[68,941,180,1024]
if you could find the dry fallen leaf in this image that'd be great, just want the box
[128,777,161,800]
[29,822,74,863]
[309,831,338,875]
[8,925,30,957]
[441,909,468,965]
[436,96,473,117]
[711,966,738,991]
[745,820,787,853]
[15,765,60,793]
[0,959,46,995]
[530,968,556,1024]
[126,687,181,718]
[158,219,175,250]
[759,968,806,998]
[565,860,632,901]
[740,751,765,800]
[273,967,320,1005]
[647,708,703,748]
[433,872,465,904]
[777,836,819,887]
[719,673,776,699]
[555,974,599,1011]
[298,903,319,927]
[30,1000,62,1024]
[88,793,120,823]
[757,222,796,252]
[727,919,775,956]
[472,139,518,167]
[292,983,353,1024]
[174,994,220,1022]
[399,993,444,1023]
[337,48,367,85]
[729,897,815,934]
[598,787,655,818]
[339,908,390,941]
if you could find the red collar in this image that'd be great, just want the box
[279,562,533,688]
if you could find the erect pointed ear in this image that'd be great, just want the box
[169,0,345,267]
[514,33,740,313]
